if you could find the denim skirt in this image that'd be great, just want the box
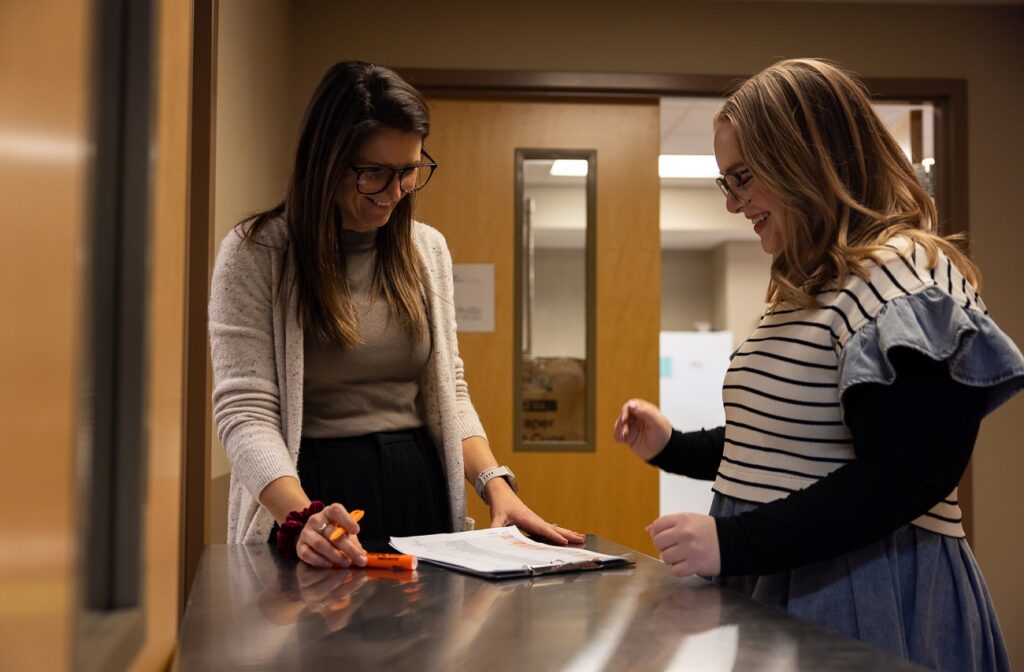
[710,494,1010,671]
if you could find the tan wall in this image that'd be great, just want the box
[209,0,293,543]
[714,241,772,348]
[661,249,715,331]
[211,0,1024,663]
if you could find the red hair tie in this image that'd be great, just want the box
[276,500,325,558]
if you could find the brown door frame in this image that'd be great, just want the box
[397,67,973,538]
[181,0,217,616]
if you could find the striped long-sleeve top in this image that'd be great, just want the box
[713,238,1024,538]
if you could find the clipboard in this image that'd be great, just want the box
[389,527,634,580]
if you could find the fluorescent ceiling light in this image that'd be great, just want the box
[659,154,720,179]
[550,159,589,176]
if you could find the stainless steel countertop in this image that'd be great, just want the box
[176,537,924,671]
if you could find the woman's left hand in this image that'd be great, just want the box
[485,483,585,545]
[648,513,721,577]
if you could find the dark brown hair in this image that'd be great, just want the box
[716,58,979,308]
[242,61,429,346]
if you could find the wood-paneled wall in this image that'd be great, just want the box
[0,1,192,669]
[0,2,92,668]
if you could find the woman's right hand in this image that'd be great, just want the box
[297,503,368,569]
[613,398,672,462]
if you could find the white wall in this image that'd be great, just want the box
[661,186,753,233]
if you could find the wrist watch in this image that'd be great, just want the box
[475,465,519,505]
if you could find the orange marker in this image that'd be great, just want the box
[363,553,418,571]
[329,509,364,541]
[362,568,419,584]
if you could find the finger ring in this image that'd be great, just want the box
[317,521,329,535]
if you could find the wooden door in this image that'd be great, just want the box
[416,98,661,554]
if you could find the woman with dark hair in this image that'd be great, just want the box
[210,61,583,568]
[614,59,1020,669]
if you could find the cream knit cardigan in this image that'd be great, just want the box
[209,219,485,543]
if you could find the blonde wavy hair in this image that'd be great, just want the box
[716,58,979,308]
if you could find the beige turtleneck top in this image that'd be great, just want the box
[302,228,431,438]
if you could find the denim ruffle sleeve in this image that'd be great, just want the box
[838,285,1024,416]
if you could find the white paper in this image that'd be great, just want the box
[389,527,626,576]
[452,263,495,332]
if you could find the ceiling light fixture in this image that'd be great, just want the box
[549,159,589,176]
[659,154,720,179]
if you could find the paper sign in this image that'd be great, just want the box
[452,263,494,333]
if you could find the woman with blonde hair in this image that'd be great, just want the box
[615,58,1020,669]
[211,61,582,569]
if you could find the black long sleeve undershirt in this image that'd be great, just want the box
[648,426,724,480]
[646,347,986,577]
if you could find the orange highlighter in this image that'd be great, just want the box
[328,510,419,570]
[363,553,418,571]
[329,509,365,541]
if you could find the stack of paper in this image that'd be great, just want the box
[390,527,632,579]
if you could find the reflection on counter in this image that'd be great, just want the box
[258,564,421,630]
[177,541,924,671]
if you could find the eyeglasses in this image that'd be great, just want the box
[350,150,438,195]
[715,168,753,203]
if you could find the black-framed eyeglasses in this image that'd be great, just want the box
[715,168,753,202]
[350,150,438,195]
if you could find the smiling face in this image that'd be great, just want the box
[338,127,424,233]
[713,120,787,256]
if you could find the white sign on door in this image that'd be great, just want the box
[452,263,495,333]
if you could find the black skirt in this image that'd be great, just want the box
[292,427,453,544]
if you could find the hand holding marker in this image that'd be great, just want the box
[330,509,418,570]
[329,509,365,541]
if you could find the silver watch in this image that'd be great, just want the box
[475,465,518,505]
